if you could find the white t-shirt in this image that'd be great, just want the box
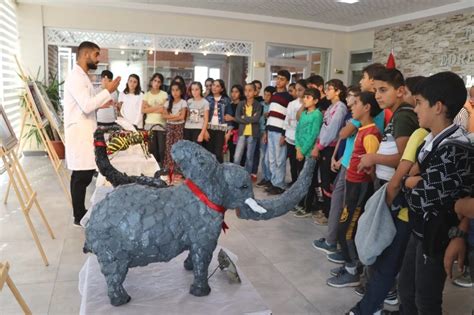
[185,98,210,129]
[284,98,303,144]
[164,99,187,125]
[119,92,143,128]
[96,91,118,123]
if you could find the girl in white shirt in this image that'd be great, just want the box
[118,74,144,128]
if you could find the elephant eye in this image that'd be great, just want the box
[240,185,248,189]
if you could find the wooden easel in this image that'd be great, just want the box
[4,57,72,205]
[0,262,32,315]
[1,144,55,266]
[8,93,71,204]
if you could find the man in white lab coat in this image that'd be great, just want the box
[63,41,120,226]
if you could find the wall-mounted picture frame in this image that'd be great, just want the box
[24,81,48,127]
[33,82,65,143]
[0,104,18,152]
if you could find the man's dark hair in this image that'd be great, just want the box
[78,41,100,56]
[419,71,467,120]
[304,87,321,100]
[362,63,385,80]
[347,85,361,97]
[251,80,262,88]
[306,75,324,87]
[296,79,307,89]
[289,83,296,89]
[264,86,276,94]
[277,70,291,81]
[373,68,405,89]
[245,82,257,91]
[405,76,426,95]
[101,70,113,80]
[359,91,382,118]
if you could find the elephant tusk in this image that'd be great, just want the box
[245,198,268,214]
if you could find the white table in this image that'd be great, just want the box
[80,146,159,227]
[78,248,271,315]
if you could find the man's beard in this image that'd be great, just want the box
[87,61,98,70]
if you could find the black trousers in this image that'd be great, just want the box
[320,146,337,217]
[300,160,318,213]
[399,234,447,315]
[70,170,95,221]
[184,128,205,145]
[337,180,373,265]
[286,142,304,184]
[207,130,225,163]
[149,130,166,165]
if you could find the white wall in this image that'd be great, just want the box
[17,4,375,85]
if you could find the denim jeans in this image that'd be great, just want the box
[357,214,411,315]
[266,131,287,189]
[234,136,257,173]
[260,139,271,181]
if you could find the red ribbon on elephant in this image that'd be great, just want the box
[184,179,229,233]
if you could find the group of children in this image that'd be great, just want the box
[223,64,474,315]
[97,65,474,314]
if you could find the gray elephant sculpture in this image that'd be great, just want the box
[83,128,316,306]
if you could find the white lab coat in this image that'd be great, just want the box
[63,64,112,170]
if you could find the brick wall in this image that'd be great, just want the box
[373,12,474,85]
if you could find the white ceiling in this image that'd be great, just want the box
[20,0,474,31]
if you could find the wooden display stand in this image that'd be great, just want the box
[3,93,72,205]
[4,56,71,205]
[0,262,32,315]
[1,145,55,266]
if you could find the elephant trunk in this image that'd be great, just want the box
[237,158,316,220]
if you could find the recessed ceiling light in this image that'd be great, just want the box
[337,0,359,3]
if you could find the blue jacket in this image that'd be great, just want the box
[206,95,233,128]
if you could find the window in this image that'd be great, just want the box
[0,0,21,135]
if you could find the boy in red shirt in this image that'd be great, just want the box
[327,91,382,288]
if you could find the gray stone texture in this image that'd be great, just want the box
[374,12,474,84]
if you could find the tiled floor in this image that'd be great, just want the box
[0,156,473,314]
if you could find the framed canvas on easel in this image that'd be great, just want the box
[10,55,72,204]
[0,104,55,266]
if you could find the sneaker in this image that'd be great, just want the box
[293,209,312,218]
[266,186,285,195]
[312,210,324,219]
[453,269,473,288]
[292,205,304,212]
[384,289,399,305]
[312,238,337,254]
[327,251,345,264]
[73,220,83,228]
[327,269,360,288]
[314,216,328,225]
[256,179,271,187]
[354,284,365,297]
[330,265,346,277]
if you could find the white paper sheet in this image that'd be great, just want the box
[78,247,271,315]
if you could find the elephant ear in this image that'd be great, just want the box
[171,140,220,183]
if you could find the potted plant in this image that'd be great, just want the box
[21,69,65,159]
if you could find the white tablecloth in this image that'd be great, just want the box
[95,145,159,188]
[78,247,271,315]
[80,146,159,227]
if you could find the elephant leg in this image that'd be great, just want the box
[189,244,214,296]
[183,251,193,271]
[98,256,131,306]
